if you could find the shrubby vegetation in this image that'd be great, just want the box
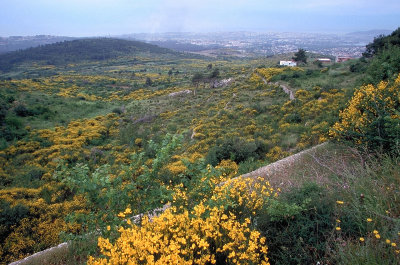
[0,30,400,264]
[361,27,400,84]
[331,74,400,153]
[257,182,335,264]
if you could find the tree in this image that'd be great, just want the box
[191,72,204,87]
[363,34,386,58]
[363,27,400,58]
[292,48,307,64]
[365,45,400,84]
[361,28,400,84]
[209,68,220,79]
[145,77,152,86]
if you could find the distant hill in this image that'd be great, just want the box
[346,29,392,37]
[0,38,176,72]
[0,35,77,54]
[148,40,221,52]
[345,29,393,44]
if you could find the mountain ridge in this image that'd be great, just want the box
[0,38,178,72]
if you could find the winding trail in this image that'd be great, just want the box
[258,74,295,100]
[276,82,295,100]
[241,143,327,187]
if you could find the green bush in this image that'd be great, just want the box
[349,60,367,73]
[256,182,335,265]
[285,113,302,123]
[237,157,266,175]
[112,107,123,115]
[55,134,182,254]
[205,137,267,166]
[14,104,31,117]
[1,116,27,141]
[13,167,45,188]
[0,201,29,242]
[365,45,400,84]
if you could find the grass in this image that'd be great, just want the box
[337,238,400,265]
[16,240,96,265]
[242,142,400,264]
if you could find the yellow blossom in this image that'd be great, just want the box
[118,212,125,218]
[124,207,132,215]
[88,204,269,264]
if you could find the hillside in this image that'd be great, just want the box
[0,38,178,72]
[0,35,77,54]
[8,141,400,265]
[0,28,399,265]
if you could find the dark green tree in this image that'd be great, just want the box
[361,28,400,83]
[363,34,386,58]
[209,68,220,79]
[363,27,400,58]
[191,72,204,87]
[145,77,153,86]
[292,48,307,64]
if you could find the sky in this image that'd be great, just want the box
[0,0,399,37]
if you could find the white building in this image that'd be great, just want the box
[280,61,297,67]
[316,58,332,63]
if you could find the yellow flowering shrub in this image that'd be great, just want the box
[0,187,82,263]
[256,68,286,82]
[166,160,187,175]
[215,159,239,177]
[254,67,304,82]
[87,162,276,265]
[266,146,288,162]
[29,114,116,170]
[88,204,269,265]
[210,176,278,219]
[330,74,400,151]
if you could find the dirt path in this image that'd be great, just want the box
[241,142,327,188]
[257,74,295,100]
[277,83,295,100]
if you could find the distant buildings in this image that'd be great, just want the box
[336,56,352,63]
[316,58,332,63]
[279,60,297,67]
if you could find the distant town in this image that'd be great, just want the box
[0,29,392,58]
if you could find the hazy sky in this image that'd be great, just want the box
[1,0,399,36]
